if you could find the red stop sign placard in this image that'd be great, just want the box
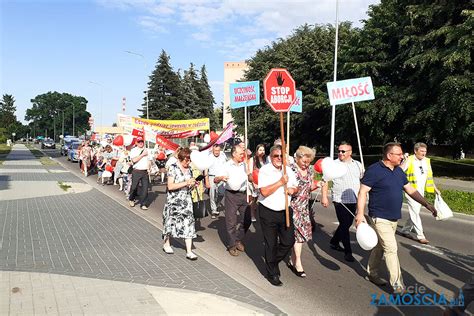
[263,68,296,112]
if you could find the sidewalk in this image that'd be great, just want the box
[0,145,282,315]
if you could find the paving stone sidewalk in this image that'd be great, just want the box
[0,145,283,315]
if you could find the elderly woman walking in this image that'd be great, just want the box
[162,147,198,260]
[288,146,318,278]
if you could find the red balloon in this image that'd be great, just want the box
[113,135,124,146]
[105,165,114,172]
[311,180,320,191]
[252,169,259,185]
[210,131,219,141]
[313,158,323,174]
[157,152,166,160]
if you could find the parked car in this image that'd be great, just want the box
[67,142,81,162]
[41,138,56,149]
[61,138,79,156]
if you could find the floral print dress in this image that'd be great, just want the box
[290,163,313,243]
[162,163,196,239]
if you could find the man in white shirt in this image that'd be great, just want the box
[128,137,150,210]
[215,145,249,256]
[321,142,363,262]
[258,145,298,286]
[207,144,227,218]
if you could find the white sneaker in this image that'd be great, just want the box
[163,246,174,254]
[186,252,198,261]
[129,200,135,207]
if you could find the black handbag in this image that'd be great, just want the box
[193,188,210,219]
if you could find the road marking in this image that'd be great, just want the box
[412,244,474,264]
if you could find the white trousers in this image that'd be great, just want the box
[401,193,425,239]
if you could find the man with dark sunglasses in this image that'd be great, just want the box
[258,145,298,286]
[128,137,150,210]
[321,142,363,262]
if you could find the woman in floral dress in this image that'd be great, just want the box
[162,147,198,260]
[289,146,318,277]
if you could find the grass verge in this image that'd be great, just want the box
[425,190,474,216]
[0,144,12,165]
[58,181,71,192]
[25,144,45,158]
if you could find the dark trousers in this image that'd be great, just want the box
[331,202,356,254]
[258,203,295,278]
[129,169,149,206]
[224,191,248,247]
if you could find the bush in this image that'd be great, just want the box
[425,190,474,215]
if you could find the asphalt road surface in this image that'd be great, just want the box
[45,145,473,315]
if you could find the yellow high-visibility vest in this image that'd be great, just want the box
[405,155,435,193]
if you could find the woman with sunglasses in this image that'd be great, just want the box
[162,147,199,260]
[288,146,318,277]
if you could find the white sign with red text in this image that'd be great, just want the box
[326,77,375,106]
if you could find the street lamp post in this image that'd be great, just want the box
[125,50,149,120]
[72,103,75,136]
[89,81,103,132]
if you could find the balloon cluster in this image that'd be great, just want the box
[313,157,348,181]
[190,150,216,171]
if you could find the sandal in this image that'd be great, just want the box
[288,262,306,278]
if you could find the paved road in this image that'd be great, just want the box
[45,145,474,315]
[0,145,280,315]
[46,146,474,315]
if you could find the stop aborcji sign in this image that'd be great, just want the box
[264,68,296,112]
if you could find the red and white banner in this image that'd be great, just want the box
[155,135,180,151]
[160,130,199,139]
[200,122,235,151]
[132,128,145,137]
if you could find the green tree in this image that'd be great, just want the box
[197,65,216,128]
[0,94,17,129]
[144,50,183,119]
[233,23,355,152]
[343,0,473,149]
[25,92,90,139]
[180,66,201,119]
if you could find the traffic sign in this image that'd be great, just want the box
[263,68,296,112]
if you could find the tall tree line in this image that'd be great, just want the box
[142,50,217,129]
[0,94,29,141]
[233,0,472,153]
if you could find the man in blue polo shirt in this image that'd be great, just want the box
[355,142,437,294]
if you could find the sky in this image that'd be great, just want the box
[1,0,379,128]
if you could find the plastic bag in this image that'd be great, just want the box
[434,194,453,221]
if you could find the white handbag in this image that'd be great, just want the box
[434,194,453,221]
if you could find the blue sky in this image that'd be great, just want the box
[1,0,379,127]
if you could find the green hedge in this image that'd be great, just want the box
[425,190,474,215]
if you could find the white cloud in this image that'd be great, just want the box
[191,31,212,42]
[137,16,167,33]
[98,0,380,57]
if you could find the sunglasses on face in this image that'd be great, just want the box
[338,150,350,154]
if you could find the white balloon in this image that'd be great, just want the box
[190,150,215,171]
[226,171,247,191]
[123,134,134,146]
[356,222,378,251]
[102,170,113,178]
[322,157,348,181]
[203,134,211,143]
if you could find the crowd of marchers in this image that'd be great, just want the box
[69,137,442,293]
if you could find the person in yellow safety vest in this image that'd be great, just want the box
[400,142,440,244]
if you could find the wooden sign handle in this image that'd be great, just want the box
[279,112,290,228]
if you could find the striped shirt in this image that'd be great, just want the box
[331,159,363,203]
